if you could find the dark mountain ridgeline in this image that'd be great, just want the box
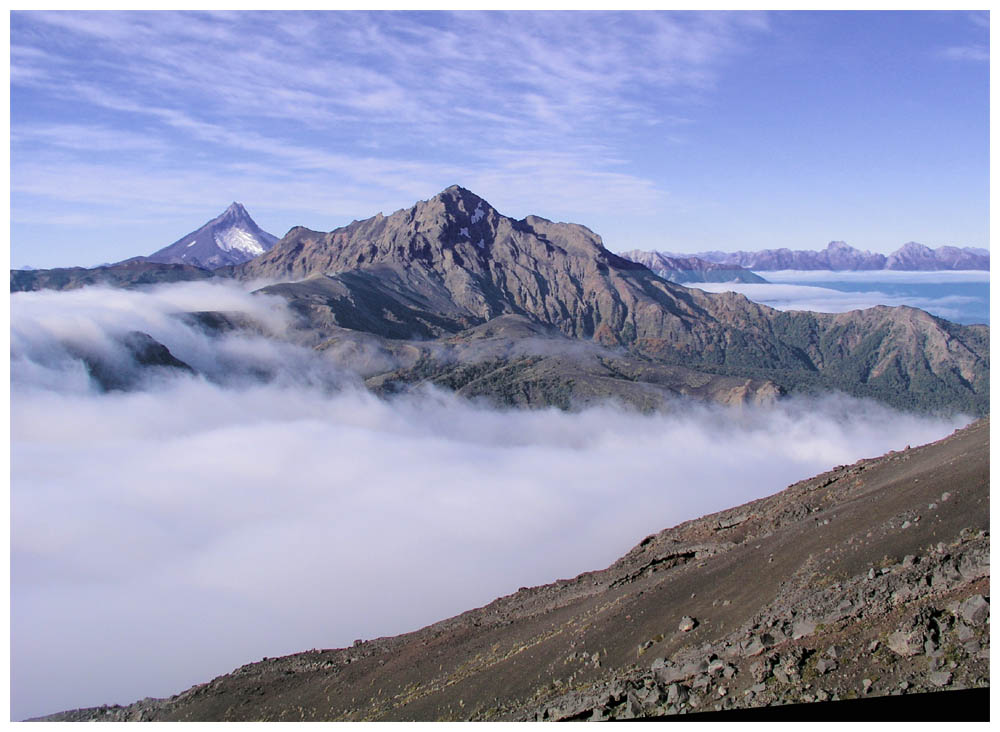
[9,186,990,415]
[9,259,218,292]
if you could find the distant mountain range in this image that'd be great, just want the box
[9,187,990,415]
[142,202,278,269]
[655,240,989,271]
[616,250,767,284]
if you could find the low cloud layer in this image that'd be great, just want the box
[693,270,989,324]
[10,282,973,720]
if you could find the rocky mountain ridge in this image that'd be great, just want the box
[34,418,989,721]
[8,186,990,415]
[666,240,989,271]
[228,186,988,414]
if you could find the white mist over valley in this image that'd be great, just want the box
[691,270,990,325]
[10,281,973,720]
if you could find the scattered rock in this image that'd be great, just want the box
[791,619,816,639]
[887,630,922,657]
[741,636,765,657]
[678,616,698,632]
[815,659,837,674]
[928,671,953,687]
[957,595,989,625]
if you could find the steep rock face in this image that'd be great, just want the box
[618,250,767,284]
[145,203,278,269]
[238,186,657,341]
[234,186,988,415]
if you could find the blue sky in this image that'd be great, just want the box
[10,10,990,268]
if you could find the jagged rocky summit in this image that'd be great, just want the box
[34,418,990,721]
[661,240,989,271]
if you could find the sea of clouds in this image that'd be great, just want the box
[10,281,974,720]
[692,269,989,324]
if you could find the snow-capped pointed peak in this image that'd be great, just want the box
[144,203,279,270]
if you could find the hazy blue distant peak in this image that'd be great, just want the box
[667,241,988,271]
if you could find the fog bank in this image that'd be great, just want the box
[9,283,973,720]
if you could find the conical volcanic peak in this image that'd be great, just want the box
[219,202,250,221]
[145,203,279,269]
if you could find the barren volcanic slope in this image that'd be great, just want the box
[38,418,989,721]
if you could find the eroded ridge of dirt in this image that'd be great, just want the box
[34,418,989,722]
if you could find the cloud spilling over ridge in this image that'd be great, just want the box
[11,281,356,393]
[10,282,973,720]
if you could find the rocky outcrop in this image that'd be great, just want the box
[71,331,194,392]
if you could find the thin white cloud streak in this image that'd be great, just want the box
[11,11,768,239]
[10,281,971,720]
[760,269,990,284]
[941,45,989,62]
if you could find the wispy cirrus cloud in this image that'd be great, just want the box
[939,11,988,62]
[11,10,770,266]
[941,44,989,62]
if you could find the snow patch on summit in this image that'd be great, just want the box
[214,228,266,256]
[471,202,485,224]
